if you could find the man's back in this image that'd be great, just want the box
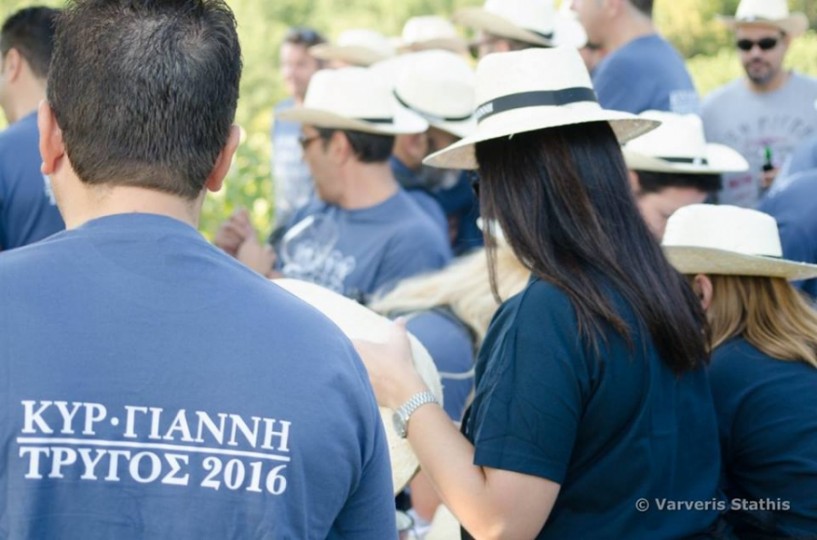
[0,213,395,538]
[0,111,64,251]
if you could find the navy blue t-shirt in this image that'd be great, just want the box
[709,337,817,538]
[0,213,396,539]
[592,34,699,114]
[0,112,65,250]
[462,277,723,539]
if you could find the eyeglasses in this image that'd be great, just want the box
[298,134,321,151]
[736,37,780,52]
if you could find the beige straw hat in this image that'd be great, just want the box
[623,111,749,174]
[396,16,468,54]
[309,28,396,66]
[276,67,428,135]
[423,47,658,170]
[719,0,809,37]
[273,278,444,494]
[662,204,817,280]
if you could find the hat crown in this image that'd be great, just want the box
[736,0,793,21]
[625,111,707,162]
[337,28,394,52]
[396,51,475,120]
[663,205,783,258]
[474,47,592,106]
[484,0,556,35]
[304,67,395,121]
[401,16,459,44]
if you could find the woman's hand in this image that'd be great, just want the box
[353,319,429,410]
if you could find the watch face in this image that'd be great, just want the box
[392,411,406,438]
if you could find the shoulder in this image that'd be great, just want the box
[702,80,743,108]
[0,116,37,154]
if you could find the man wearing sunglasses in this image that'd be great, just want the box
[701,0,817,208]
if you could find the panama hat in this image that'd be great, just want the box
[392,50,476,139]
[276,67,428,135]
[454,0,555,46]
[309,28,396,66]
[662,204,817,281]
[423,47,659,170]
[623,111,749,174]
[720,0,809,37]
[274,278,444,494]
[396,16,468,54]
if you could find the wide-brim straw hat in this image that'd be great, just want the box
[309,28,397,66]
[396,15,468,54]
[423,47,659,170]
[276,67,428,135]
[623,111,749,174]
[273,279,444,494]
[662,204,817,280]
[392,50,476,139]
[719,0,809,37]
[455,0,555,46]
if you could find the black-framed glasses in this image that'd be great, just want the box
[298,134,321,151]
[736,37,780,52]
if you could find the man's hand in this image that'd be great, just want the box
[237,237,277,277]
[213,208,254,257]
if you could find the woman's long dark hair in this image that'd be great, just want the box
[476,121,708,373]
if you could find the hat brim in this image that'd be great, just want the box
[718,13,809,37]
[454,7,554,47]
[309,44,393,66]
[624,142,749,174]
[277,105,428,135]
[273,278,444,494]
[397,37,469,55]
[663,246,817,281]
[424,104,660,170]
[426,116,476,140]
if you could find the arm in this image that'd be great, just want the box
[355,322,559,539]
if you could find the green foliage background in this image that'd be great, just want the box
[2,0,816,238]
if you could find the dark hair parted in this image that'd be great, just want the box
[475,122,708,374]
[1,6,60,79]
[316,127,394,163]
[629,0,654,17]
[635,170,722,195]
[48,0,242,199]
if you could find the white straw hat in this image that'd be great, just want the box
[423,47,658,170]
[623,111,749,174]
[662,204,817,280]
[720,0,809,37]
[273,278,444,494]
[309,28,397,66]
[276,67,428,135]
[392,50,476,139]
[396,16,468,54]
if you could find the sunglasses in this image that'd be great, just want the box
[736,37,779,52]
[298,134,321,151]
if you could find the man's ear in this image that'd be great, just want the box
[330,130,352,165]
[692,273,714,312]
[204,124,241,193]
[38,100,65,176]
[2,48,23,82]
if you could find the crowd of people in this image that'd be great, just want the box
[1,0,817,538]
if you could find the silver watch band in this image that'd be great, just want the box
[396,391,438,435]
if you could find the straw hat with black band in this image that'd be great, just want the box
[309,28,396,67]
[424,46,659,171]
[396,16,468,55]
[719,0,809,37]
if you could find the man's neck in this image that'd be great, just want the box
[604,13,656,53]
[747,69,791,94]
[335,161,399,210]
[5,87,45,125]
[61,182,202,230]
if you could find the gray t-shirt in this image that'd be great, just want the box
[701,72,817,207]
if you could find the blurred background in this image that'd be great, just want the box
[2,0,816,237]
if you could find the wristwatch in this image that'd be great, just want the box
[392,391,438,439]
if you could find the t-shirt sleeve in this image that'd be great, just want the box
[470,286,588,484]
[593,58,645,114]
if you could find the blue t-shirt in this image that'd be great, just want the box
[758,174,817,299]
[0,112,65,251]
[462,277,723,539]
[592,34,699,115]
[0,213,396,539]
[405,309,474,422]
[709,337,817,538]
[277,190,452,300]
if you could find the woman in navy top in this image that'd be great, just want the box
[664,203,817,539]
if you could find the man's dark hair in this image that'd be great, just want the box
[629,0,654,17]
[0,6,60,79]
[283,27,326,48]
[316,127,394,163]
[635,170,722,195]
[48,0,242,199]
